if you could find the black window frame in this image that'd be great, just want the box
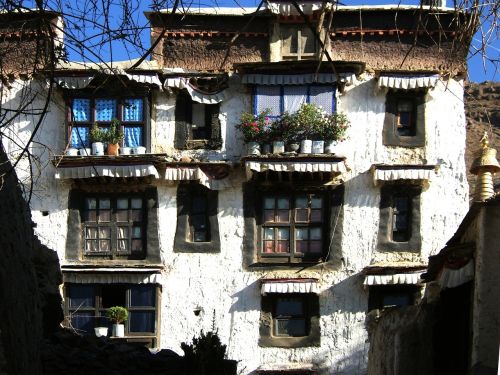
[383,89,426,147]
[378,184,422,252]
[66,187,161,264]
[368,285,420,311]
[174,182,220,253]
[174,90,222,150]
[67,95,151,151]
[64,283,159,347]
[243,181,344,267]
[259,293,320,348]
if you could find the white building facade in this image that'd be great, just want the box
[2,3,470,374]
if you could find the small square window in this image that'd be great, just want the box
[368,285,419,311]
[281,25,317,60]
[260,293,320,348]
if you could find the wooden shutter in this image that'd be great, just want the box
[174,91,191,149]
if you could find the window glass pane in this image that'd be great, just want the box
[295,228,309,240]
[295,209,308,222]
[72,99,90,122]
[99,199,111,209]
[129,311,155,333]
[264,197,275,209]
[86,210,97,222]
[117,198,128,210]
[264,210,275,223]
[277,228,289,240]
[71,312,94,334]
[132,227,142,238]
[263,241,274,253]
[123,98,143,122]
[276,210,289,223]
[300,27,315,54]
[276,241,289,253]
[276,297,304,316]
[309,241,322,253]
[130,210,142,222]
[131,239,143,252]
[86,198,97,210]
[117,239,128,252]
[68,285,95,308]
[382,293,411,308]
[95,99,116,121]
[71,126,90,148]
[131,198,142,209]
[85,227,98,239]
[310,227,322,240]
[310,86,334,113]
[116,210,128,222]
[85,240,98,252]
[310,195,322,208]
[283,86,307,113]
[192,103,206,129]
[255,86,281,117]
[124,127,142,148]
[193,231,208,242]
[310,209,322,222]
[275,318,306,337]
[130,285,156,307]
[264,228,275,240]
[98,210,110,222]
[295,241,308,253]
[295,196,307,208]
[101,285,127,308]
[100,240,111,251]
[277,197,289,209]
[117,227,128,238]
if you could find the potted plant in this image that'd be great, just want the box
[293,103,323,153]
[104,118,124,156]
[236,109,269,155]
[94,326,108,337]
[106,306,128,337]
[90,123,106,156]
[322,112,350,153]
[279,111,301,152]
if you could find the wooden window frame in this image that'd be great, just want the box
[174,90,222,150]
[383,89,426,147]
[67,95,150,151]
[259,293,320,348]
[64,283,159,347]
[82,194,146,258]
[280,24,318,60]
[174,182,220,253]
[378,184,422,252]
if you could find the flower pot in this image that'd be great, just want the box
[272,141,285,154]
[286,143,300,153]
[112,324,125,338]
[65,148,78,156]
[107,143,120,156]
[246,142,261,156]
[92,142,104,156]
[94,327,108,337]
[300,140,312,154]
[262,143,272,155]
[312,140,325,154]
[120,147,131,155]
[133,146,146,155]
[324,140,336,154]
[79,148,91,156]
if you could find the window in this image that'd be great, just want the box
[280,25,317,60]
[378,184,421,251]
[383,90,425,147]
[260,293,319,348]
[174,183,220,253]
[66,187,161,264]
[65,283,158,346]
[82,195,145,258]
[368,285,419,311]
[174,90,221,150]
[261,193,324,262]
[242,181,344,266]
[69,97,147,149]
[254,85,336,118]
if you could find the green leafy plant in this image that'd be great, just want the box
[293,103,350,142]
[181,331,233,375]
[104,118,124,144]
[236,109,270,143]
[105,306,128,324]
[89,123,106,142]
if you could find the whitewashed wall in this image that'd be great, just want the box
[1,74,469,374]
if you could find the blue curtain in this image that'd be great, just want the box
[124,127,142,147]
[68,284,95,308]
[95,99,116,121]
[123,98,143,121]
[129,311,155,333]
[72,99,90,122]
[255,86,281,117]
[130,285,156,307]
[71,127,90,148]
[310,85,335,113]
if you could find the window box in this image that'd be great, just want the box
[383,90,426,147]
[378,184,422,251]
[174,90,222,150]
[174,183,220,253]
[65,283,158,346]
[67,96,150,152]
[259,293,320,348]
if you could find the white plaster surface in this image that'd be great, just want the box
[1,74,469,374]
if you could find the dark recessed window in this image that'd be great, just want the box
[190,193,210,242]
[82,195,145,258]
[368,285,419,311]
[174,90,221,150]
[392,195,411,242]
[396,98,416,136]
[281,25,317,60]
[65,283,158,346]
[273,296,308,337]
[69,97,146,149]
